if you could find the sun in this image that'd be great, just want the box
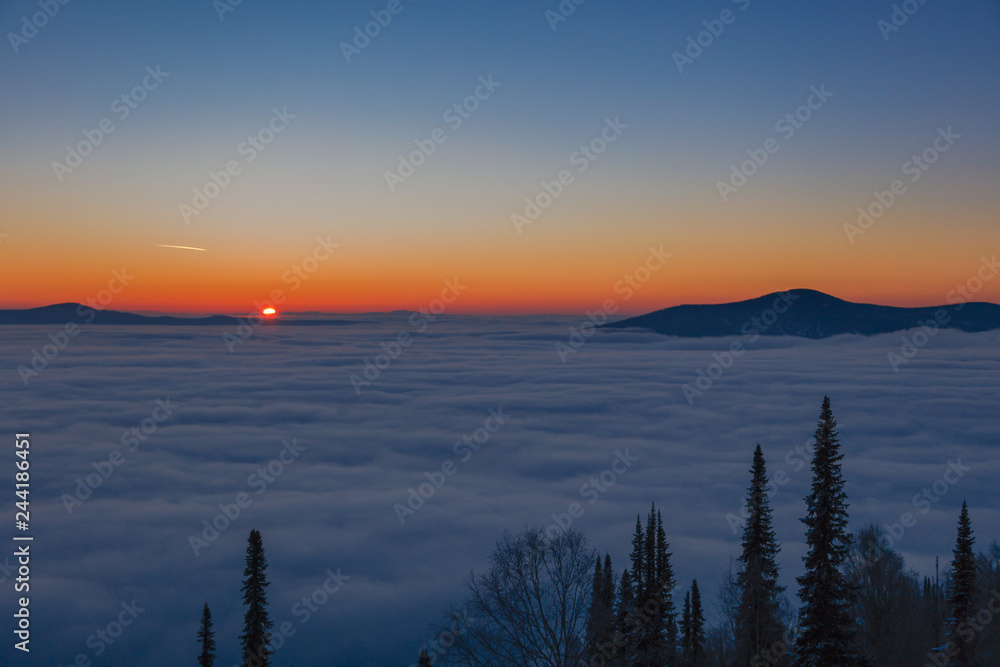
[262,307,277,317]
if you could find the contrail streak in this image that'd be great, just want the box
[155,245,207,251]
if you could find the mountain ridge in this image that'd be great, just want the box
[603,288,1000,338]
[0,303,361,326]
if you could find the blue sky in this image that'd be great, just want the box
[1,0,998,313]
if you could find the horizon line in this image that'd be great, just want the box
[2,288,998,318]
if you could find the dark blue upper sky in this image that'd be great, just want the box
[2,0,998,312]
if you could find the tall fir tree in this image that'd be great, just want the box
[688,580,705,666]
[198,603,216,667]
[616,568,635,666]
[638,505,658,664]
[794,396,857,666]
[585,553,616,661]
[240,529,273,667]
[630,514,645,595]
[680,591,692,662]
[654,509,677,664]
[735,445,787,665]
[625,515,645,663]
[603,553,615,622]
[585,554,606,657]
[626,505,677,666]
[922,559,947,655]
[945,501,977,666]
[418,649,432,667]
[679,581,705,666]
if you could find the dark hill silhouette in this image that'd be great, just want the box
[604,289,1000,338]
[0,304,360,326]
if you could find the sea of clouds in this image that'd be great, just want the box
[0,316,997,665]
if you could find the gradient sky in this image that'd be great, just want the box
[1,0,998,314]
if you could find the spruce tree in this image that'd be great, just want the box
[616,568,635,665]
[585,554,605,657]
[240,529,273,667]
[645,506,656,601]
[680,591,692,663]
[688,580,705,666]
[929,558,946,649]
[198,603,216,667]
[638,505,658,663]
[679,582,705,666]
[794,396,856,666]
[630,514,645,576]
[623,508,677,665]
[625,515,645,663]
[654,509,677,664]
[601,555,616,659]
[946,501,976,666]
[585,553,616,661]
[418,649,432,666]
[735,445,786,665]
[603,553,615,621]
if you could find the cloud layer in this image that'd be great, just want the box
[0,317,997,665]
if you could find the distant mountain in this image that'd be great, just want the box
[604,289,1000,339]
[0,303,361,326]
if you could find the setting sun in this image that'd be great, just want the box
[2,2,997,664]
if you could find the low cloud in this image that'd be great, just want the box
[0,320,996,664]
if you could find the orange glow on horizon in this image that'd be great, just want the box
[1,202,997,316]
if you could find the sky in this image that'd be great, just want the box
[0,318,997,665]
[2,5,998,665]
[1,0,998,314]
